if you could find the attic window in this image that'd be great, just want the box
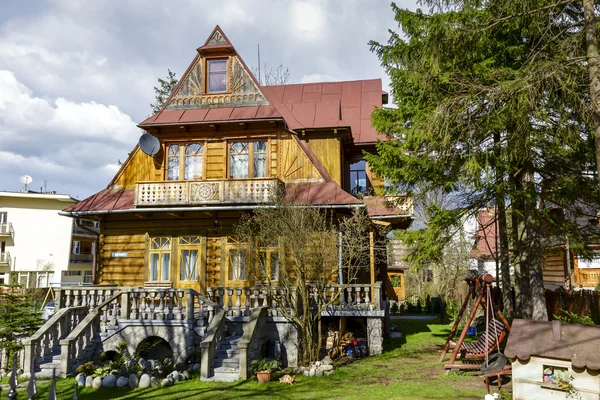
[208,60,227,93]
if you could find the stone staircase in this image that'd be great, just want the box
[37,345,63,378]
[209,335,241,382]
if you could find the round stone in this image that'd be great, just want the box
[181,371,190,380]
[318,364,333,372]
[138,374,151,389]
[129,374,138,389]
[85,376,94,387]
[75,373,86,388]
[92,377,102,389]
[171,371,180,381]
[316,370,323,377]
[116,376,129,388]
[161,378,173,387]
[102,375,117,388]
[150,377,159,387]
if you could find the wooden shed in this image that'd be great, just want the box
[505,319,600,400]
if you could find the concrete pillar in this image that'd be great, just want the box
[367,318,383,355]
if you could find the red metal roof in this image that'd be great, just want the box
[138,27,383,143]
[140,79,384,144]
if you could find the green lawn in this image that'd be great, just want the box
[27,320,488,400]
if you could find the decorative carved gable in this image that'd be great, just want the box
[207,30,228,45]
[165,55,269,110]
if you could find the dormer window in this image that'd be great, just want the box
[208,60,227,93]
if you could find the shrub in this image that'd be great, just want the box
[554,309,594,325]
[250,358,281,375]
[75,361,96,376]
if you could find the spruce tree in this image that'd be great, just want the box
[368,1,600,320]
[150,69,178,114]
[0,285,42,368]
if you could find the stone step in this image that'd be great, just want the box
[203,371,240,382]
[212,358,239,369]
[216,348,239,357]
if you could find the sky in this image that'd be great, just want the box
[0,0,419,200]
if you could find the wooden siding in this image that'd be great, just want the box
[542,250,566,286]
[205,141,226,179]
[366,162,384,195]
[113,146,162,189]
[97,212,349,289]
[305,137,342,185]
[98,233,146,286]
[278,135,323,182]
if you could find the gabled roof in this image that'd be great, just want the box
[139,26,384,144]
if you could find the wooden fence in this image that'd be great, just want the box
[545,289,600,324]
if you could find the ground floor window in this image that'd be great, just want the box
[149,237,171,281]
[179,236,201,281]
[83,271,93,284]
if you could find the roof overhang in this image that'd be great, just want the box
[59,203,364,218]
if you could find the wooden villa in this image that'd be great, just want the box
[23,26,413,381]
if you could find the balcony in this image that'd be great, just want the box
[0,252,11,267]
[577,268,600,287]
[72,225,99,237]
[70,253,93,264]
[0,222,14,239]
[135,178,281,207]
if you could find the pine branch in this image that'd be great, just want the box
[486,0,578,30]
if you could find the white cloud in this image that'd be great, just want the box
[0,70,138,197]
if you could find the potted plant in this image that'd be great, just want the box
[250,358,281,383]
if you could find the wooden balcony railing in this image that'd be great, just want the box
[0,222,13,238]
[578,268,600,287]
[386,195,414,214]
[135,178,281,206]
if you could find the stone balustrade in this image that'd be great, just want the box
[23,306,88,375]
[206,286,289,317]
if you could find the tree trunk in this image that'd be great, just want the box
[583,0,600,188]
[496,192,513,316]
[494,130,513,317]
[522,164,548,321]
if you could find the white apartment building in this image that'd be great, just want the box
[0,191,98,288]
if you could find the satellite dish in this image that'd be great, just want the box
[20,175,33,192]
[139,133,160,156]
[20,175,33,185]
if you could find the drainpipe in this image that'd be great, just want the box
[75,218,99,285]
[338,229,344,285]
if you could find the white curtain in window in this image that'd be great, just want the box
[230,142,249,178]
[229,249,247,281]
[184,144,203,180]
[180,249,198,281]
[161,253,170,281]
[254,141,267,178]
[150,254,159,281]
[167,145,180,180]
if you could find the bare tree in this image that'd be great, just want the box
[236,196,382,366]
[252,63,291,86]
